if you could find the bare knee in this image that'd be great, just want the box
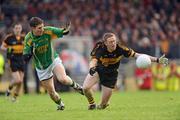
[16,80,23,85]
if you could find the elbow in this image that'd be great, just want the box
[0,46,6,51]
[134,53,140,58]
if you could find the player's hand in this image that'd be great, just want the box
[62,21,71,35]
[89,67,97,76]
[158,54,168,66]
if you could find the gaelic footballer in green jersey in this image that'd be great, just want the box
[24,26,63,69]
[23,17,83,111]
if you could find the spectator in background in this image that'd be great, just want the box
[0,50,5,81]
[159,32,170,57]
[20,14,30,34]
[135,67,153,90]
[137,37,155,56]
[152,64,169,91]
[167,61,180,91]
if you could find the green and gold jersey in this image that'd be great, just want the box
[23,26,63,69]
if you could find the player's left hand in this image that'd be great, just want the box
[158,54,168,66]
[62,21,71,35]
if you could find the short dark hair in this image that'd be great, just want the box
[29,17,44,27]
[12,22,22,27]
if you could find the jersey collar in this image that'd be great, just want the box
[30,31,41,39]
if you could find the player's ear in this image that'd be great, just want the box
[31,26,35,31]
[104,41,108,46]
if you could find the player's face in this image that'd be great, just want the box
[105,35,117,52]
[13,24,22,35]
[32,23,44,36]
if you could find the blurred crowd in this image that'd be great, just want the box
[135,61,180,91]
[0,0,180,59]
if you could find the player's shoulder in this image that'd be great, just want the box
[44,26,55,34]
[4,33,14,40]
[44,26,52,30]
[24,32,33,46]
[24,32,32,40]
[117,43,129,51]
[90,41,104,56]
[95,41,105,48]
[44,26,58,31]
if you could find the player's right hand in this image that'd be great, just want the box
[89,67,97,76]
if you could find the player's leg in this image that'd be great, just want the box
[40,77,65,110]
[34,69,40,93]
[6,71,21,97]
[6,59,19,96]
[23,63,29,94]
[12,71,24,101]
[53,61,83,95]
[97,85,112,109]
[83,73,99,110]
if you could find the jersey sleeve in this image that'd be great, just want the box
[90,42,103,59]
[119,45,135,58]
[2,34,12,48]
[23,34,33,55]
[2,39,8,48]
[44,26,64,40]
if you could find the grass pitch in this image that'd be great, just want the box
[0,91,180,120]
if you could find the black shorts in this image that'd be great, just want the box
[8,55,25,72]
[97,67,118,89]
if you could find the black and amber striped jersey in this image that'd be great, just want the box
[2,33,24,56]
[91,42,136,70]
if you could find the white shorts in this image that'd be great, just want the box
[36,57,62,81]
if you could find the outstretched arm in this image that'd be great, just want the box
[134,53,158,62]
[134,53,168,66]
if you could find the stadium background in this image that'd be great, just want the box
[0,0,179,93]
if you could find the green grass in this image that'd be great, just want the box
[0,91,180,120]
